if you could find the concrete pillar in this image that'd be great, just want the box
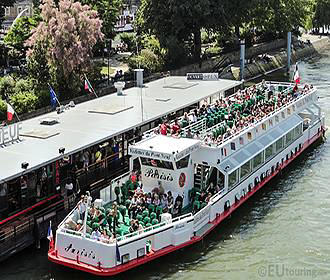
[240,39,245,81]
[287,32,292,74]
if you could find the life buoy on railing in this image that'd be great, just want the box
[224,200,230,211]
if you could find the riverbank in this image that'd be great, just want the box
[170,34,330,81]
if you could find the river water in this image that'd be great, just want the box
[3,51,330,280]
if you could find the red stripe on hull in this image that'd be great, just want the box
[48,128,324,276]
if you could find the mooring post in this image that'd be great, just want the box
[287,31,292,75]
[240,39,245,81]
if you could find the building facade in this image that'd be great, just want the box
[1,0,34,35]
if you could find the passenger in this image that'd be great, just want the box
[153,194,160,206]
[160,121,168,135]
[91,223,101,241]
[75,219,83,231]
[171,119,181,135]
[77,195,86,219]
[186,129,193,138]
[95,148,102,163]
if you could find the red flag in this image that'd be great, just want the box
[294,64,300,85]
[7,103,14,121]
[84,79,93,94]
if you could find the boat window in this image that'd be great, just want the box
[294,124,302,139]
[247,132,252,140]
[265,143,275,160]
[140,157,174,170]
[230,142,236,150]
[269,119,273,126]
[217,170,225,190]
[253,152,264,170]
[176,155,190,169]
[239,137,244,145]
[275,137,284,152]
[240,160,251,179]
[262,123,267,130]
[275,115,280,123]
[285,130,294,145]
[228,169,238,191]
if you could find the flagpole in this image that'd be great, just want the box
[48,83,61,107]
[84,74,98,98]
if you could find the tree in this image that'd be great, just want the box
[80,0,122,39]
[136,0,214,65]
[4,15,41,59]
[313,0,330,30]
[26,0,104,98]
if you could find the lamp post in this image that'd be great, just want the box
[105,39,111,85]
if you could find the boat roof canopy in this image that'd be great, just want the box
[0,76,241,181]
[129,135,201,161]
[219,114,303,173]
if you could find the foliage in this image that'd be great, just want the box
[204,46,222,57]
[313,0,330,28]
[80,0,122,39]
[4,15,41,59]
[120,32,136,52]
[128,49,163,74]
[0,76,39,118]
[0,98,6,120]
[0,76,15,100]
[9,91,38,114]
[136,0,315,70]
[26,0,104,99]
[136,0,215,65]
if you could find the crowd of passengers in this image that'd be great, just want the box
[64,171,186,243]
[152,82,313,146]
[64,168,226,243]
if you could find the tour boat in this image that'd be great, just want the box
[48,81,325,276]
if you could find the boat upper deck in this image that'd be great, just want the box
[0,77,241,182]
[145,82,317,150]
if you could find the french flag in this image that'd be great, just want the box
[47,221,54,250]
[294,63,300,85]
[7,103,14,121]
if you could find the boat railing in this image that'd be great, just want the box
[60,227,83,236]
[193,203,212,231]
[116,213,193,242]
[182,118,207,135]
[57,203,80,229]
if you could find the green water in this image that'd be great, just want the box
[2,52,330,280]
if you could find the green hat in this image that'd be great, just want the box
[92,222,99,230]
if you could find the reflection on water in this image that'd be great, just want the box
[3,51,330,280]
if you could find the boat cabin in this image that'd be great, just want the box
[129,135,201,208]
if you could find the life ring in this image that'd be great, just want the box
[179,173,186,188]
